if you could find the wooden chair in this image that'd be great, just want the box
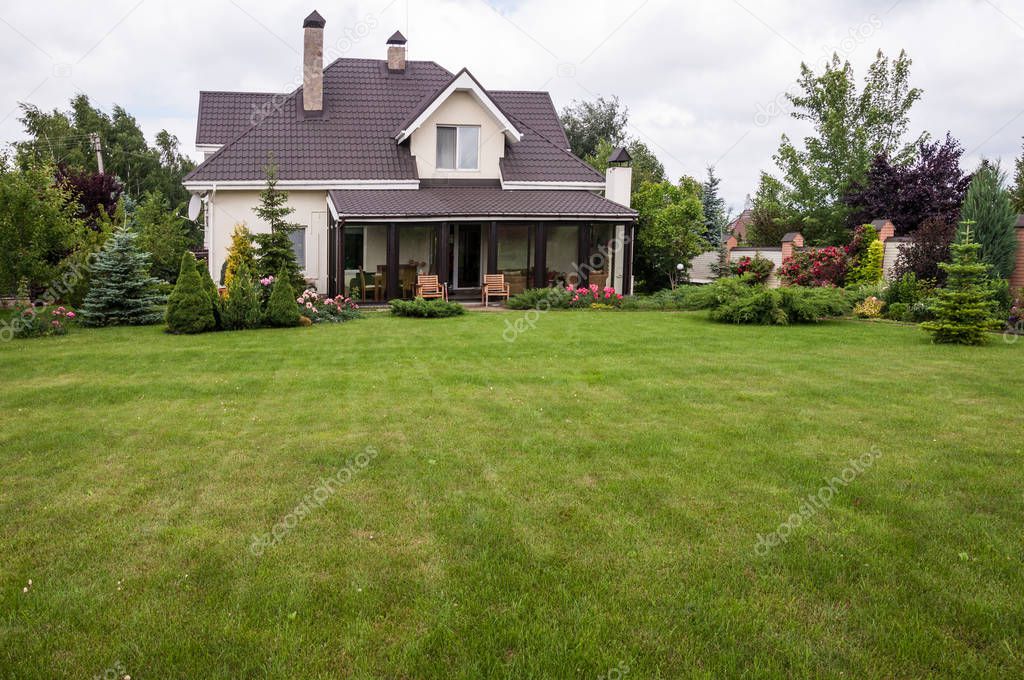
[482,274,510,306]
[415,275,448,301]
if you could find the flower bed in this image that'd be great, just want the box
[567,284,623,309]
[297,289,361,323]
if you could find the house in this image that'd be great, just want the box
[726,207,753,243]
[183,11,637,301]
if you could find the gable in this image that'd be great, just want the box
[394,69,522,144]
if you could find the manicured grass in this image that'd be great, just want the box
[1,312,1022,679]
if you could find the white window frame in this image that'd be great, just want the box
[436,125,480,171]
[289,227,307,270]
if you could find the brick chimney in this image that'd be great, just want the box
[303,11,326,113]
[781,232,804,260]
[605,147,632,208]
[871,219,896,244]
[387,31,407,72]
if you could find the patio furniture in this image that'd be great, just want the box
[415,274,448,300]
[505,272,528,294]
[399,265,419,297]
[350,270,383,302]
[589,270,608,289]
[482,274,510,305]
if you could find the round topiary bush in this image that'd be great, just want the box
[264,270,300,327]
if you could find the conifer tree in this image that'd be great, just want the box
[79,227,164,326]
[197,259,222,329]
[960,162,1018,279]
[254,161,305,291]
[222,260,261,330]
[1011,139,1024,213]
[223,223,257,287]
[264,269,300,327]
[922,224,998,345]
[847,239,884,286]
[701,166,728,244]
[166,252,216,334]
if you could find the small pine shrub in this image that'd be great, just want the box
[166,252,217,334]
[264,271,300,327]
[687,278,850,325]
[197,259,222,329]
[389,298,466,318]
[221,261,262,330]
[506,288,571,310]
[921,230,999,345]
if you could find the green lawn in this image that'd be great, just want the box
[1,311,1022,679]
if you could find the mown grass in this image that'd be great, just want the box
[1,311,1022,679]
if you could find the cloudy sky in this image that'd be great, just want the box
[1,0,1022,211]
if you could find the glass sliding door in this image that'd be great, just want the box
[496,224,533,294]
[454,224,482,289]
[545,224,581,288]
[588,223,616,290]
[344,225,388,303]
[398,225,437,299]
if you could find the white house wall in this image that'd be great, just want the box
[206,189,330,292]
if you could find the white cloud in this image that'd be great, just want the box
[1,0,1021,211]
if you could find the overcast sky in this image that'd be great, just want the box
[1,0,1022,212]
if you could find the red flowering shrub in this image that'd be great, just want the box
[779,247,848,287]
[566,284,623,308]
[732,255,775,284]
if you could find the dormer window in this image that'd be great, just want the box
[436,125,480,170]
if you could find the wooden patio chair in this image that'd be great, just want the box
[482,274,510,306]
[415,274,448,301]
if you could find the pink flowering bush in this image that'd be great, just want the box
[10,302,76,339]
[779,247,848,287]
[732,255,775,284]
[566,284,624,309]
[296,289,361,323]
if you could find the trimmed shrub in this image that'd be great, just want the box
[223,223,257,287]
[265,271,300,327]
[854,296,885,319]
[687,277,850,325]
[507,287,572,310]
[197,259,222,329]
[166,252,216,334]
[908,300,935,323]
[221,261,262,331]
[621,286,697,310]
[883,272,932,306]
[885,302,910,321]
[389,298,466,318]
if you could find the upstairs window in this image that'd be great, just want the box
[436,125,480,170]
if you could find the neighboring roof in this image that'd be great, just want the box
[386,30,406,45]
[186,58,600,184]
[327,187,636,219]
[727,208,753,235]
[1017,214,1024,227]
[871,218,894,229]
[781,232,802,242]
[196,91,286,145]
[608,147,631,163]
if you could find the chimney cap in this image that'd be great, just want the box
[387,30,407,45]
[608,146,631,164]
[303,10,326,28]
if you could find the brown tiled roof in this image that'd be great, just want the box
[196,91,285,145]
[186,58,602,184]
[1017,214,1024,227]
[327,187,635,219]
